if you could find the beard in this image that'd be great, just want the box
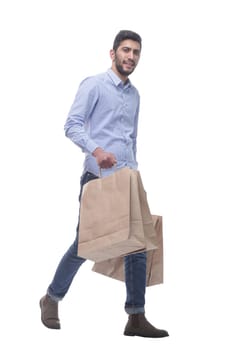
[114,56,135,77]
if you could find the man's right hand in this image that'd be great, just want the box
[92,147,117,169]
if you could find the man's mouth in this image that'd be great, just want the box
[123,61,135,68]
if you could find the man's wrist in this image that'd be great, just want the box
[92,147,104,157]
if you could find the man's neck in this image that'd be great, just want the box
[111,66,129,83]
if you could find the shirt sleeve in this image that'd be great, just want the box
[132,94,140,160]
[64,77,100,154]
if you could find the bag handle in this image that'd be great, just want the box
[99,164,117,178]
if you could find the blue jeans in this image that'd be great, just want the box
[47,172,147,314]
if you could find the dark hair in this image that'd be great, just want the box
[113,30,142,51]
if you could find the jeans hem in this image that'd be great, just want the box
[125,306,145,315]
[47,289,63,302]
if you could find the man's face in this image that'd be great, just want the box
[111,39,141,78]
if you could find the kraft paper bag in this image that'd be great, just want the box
[92,215,164,286]
[78,167,156,262]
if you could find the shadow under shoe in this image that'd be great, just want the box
[39,294,61,329]
[124,313,169,338]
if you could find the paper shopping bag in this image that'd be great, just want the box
[78,167,156,262]
[92,215,164,286]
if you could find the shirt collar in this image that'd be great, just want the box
[107,68,131,89]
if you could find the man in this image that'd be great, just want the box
[40,30,169,338]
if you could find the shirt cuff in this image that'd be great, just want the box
[85,139,99,154]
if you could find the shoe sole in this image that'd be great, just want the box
[124,331,169,338]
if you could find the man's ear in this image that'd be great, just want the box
[110,49,116,61]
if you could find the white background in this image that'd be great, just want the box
[0,0,233,349]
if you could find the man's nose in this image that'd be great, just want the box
[127,50,134,60]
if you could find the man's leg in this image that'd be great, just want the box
[124,252,169,338]
[40,239,85,329]
[40,171,98,329]
[47,239,86,301]
[124,252,147,314]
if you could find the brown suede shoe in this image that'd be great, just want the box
[124,313,169,338]
[39,294,61,329]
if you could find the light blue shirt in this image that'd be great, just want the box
[64,68,140,177]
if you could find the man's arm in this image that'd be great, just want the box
[64,78,99,154]
[65,78,116,169]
